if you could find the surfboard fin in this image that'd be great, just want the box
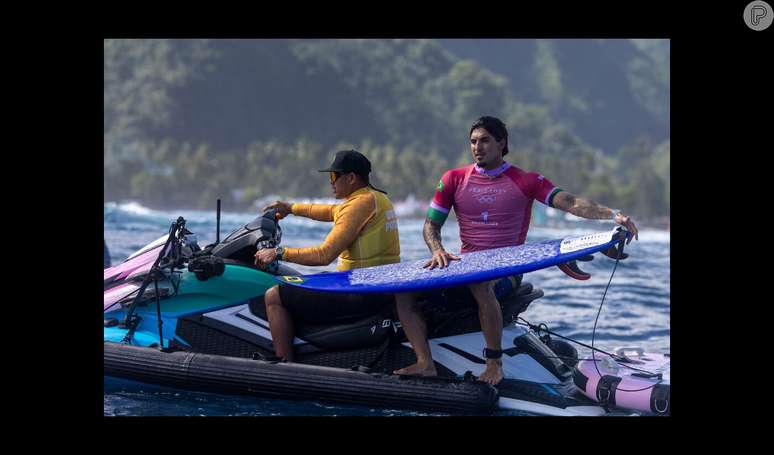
[557,260,591,280]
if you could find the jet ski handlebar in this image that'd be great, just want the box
[253,208,283,249]
[205,209,283,267]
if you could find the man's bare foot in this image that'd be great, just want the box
[394,362,437,377]
[478,360,503,385]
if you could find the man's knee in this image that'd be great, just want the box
[469,281,495,299]
[395,292,418,310]
[265,285,284,308]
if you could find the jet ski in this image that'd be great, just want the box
[103,208,663,416]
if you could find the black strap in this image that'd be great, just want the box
[650,383,670,415]
[483,348,503,360]
[367,334,392,369]
[596,375,622,410]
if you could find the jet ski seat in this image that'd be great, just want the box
[247,278,543,351]
[248,296,396,350]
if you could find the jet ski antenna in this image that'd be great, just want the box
[216,199,221,245]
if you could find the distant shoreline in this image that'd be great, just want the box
[105,199,669,232]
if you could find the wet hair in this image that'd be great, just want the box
[470,116,509,156]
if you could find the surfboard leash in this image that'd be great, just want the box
[518,230,665,392]
[589,233,664,393]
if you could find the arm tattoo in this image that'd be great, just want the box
[556,192,614,220]
[423,219,445,253]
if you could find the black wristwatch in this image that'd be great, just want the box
[275,246,285,261]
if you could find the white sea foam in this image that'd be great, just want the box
[117,201,156,216]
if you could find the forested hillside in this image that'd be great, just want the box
[104,39,669,219]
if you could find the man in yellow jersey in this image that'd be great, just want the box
[254,150,400,361]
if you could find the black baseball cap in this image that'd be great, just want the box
[318,149,372,175]
[319,149,387,194]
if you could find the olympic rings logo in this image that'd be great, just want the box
[478,196,496,204]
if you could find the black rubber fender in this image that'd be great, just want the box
[104,342,498,414]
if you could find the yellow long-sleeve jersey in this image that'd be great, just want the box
[283,187,400,271]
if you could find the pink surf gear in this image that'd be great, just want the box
[574,348,670,415]
[104,244,162,283]
[103,242,170,311]
[104,282,142,311]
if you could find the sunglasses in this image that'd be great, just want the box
[329,172,342,184]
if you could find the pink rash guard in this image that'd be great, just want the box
[426,162,561,253]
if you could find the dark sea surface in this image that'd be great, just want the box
[104,202,669,416]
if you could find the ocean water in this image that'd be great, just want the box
[103,201,670,416]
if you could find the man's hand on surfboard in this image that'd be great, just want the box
[423,249,461,270]
[613,212,639,244]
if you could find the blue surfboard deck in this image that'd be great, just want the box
[276,227,627,294]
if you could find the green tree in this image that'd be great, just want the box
[533,40,563,107]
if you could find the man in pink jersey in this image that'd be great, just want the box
[394,116,639,385]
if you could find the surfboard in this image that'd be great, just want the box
[276,227,629,294]
[104,242,164,284]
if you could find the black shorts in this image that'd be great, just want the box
[278,284,395,324]
[277,274,521,323]
[415,274,523,306]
